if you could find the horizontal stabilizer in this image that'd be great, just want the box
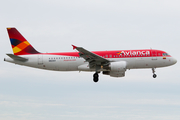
[6,54,28,62]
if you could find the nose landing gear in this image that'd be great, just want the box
[152,68,157,78]
[153,74,157,78]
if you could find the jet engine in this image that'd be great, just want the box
[103,61,127,77]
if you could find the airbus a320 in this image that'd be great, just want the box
[4,28,177,82]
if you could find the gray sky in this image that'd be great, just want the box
[0,0,179,120]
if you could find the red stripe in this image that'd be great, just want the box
[39,49,171,58]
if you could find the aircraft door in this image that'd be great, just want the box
[152,50,157,60]
[38,55,43,65]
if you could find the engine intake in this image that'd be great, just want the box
[103,61,127,77]
[110,61,127,72]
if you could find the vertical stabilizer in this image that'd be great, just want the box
[7,28,40,55]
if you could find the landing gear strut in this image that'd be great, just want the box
[93,72,99,82]
[152,68,157,78]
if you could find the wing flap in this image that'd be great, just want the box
[72,45,110,69]
[74,46,109,63]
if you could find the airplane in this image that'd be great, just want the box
[4,28,177,82]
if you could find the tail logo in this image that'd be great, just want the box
[11,40,30,54]
[7,28,39,55]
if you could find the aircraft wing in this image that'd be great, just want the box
[72,45,110,68]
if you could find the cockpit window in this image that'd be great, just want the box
[163,53,169,56]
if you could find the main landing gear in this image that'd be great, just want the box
[93,72,99,82]
[152,68,157,78]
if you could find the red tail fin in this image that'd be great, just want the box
[7,28,40,55]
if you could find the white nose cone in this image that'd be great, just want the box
[170,57,177,65]
[172,57,177,65]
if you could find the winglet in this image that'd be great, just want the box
[72,45,77,50]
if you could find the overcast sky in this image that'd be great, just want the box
[0,0,180,120]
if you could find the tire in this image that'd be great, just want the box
[93,78,98,82]
[153,74,157,78]
[93,73,99,82]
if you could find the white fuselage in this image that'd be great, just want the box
[5,28,177,81]
[4,54,177,72]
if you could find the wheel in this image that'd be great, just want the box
[93,78,98,82]
[93,73,99,82]
[153,74,157,78]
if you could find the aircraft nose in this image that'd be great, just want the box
[172,57,177,64]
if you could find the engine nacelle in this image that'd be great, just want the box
[103,61,127,77]
[103,71,125,77]
[110,61,127,72]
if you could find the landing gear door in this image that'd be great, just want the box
[152,50,157,60]
[38,55,43,65]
